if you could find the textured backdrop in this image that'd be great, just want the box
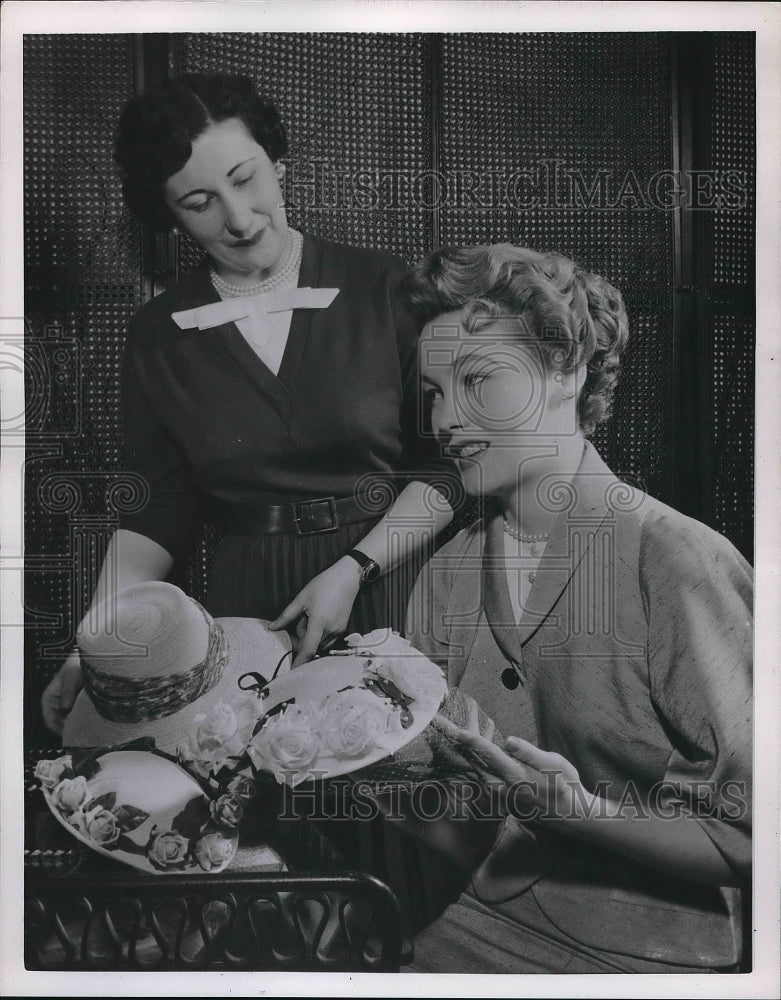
[23,32,755,745]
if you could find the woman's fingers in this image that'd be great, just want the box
[268,596,305,631]
[431,723,581,819]
[433,716,526,783]
[462,734,527,784]
[291,619,326,667]
[41,674,65,736]
[463,696,480,733]
[503,735,551,769]
[503,736,579,782]
[41,656,84,735]
[60,661,84,713]
[429,717,481,775]
[432,714,466,741]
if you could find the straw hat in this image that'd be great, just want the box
[62,581,291,752]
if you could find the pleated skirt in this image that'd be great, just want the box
[204,516,422,635]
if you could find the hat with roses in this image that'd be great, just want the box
[34,745,255,877]
[62,581,291,754]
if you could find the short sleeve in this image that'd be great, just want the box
[118,341,198,560]
[641,512,753,883]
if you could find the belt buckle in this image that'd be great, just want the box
[292,496,339,535]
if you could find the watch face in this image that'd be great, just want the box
[362,561,381,584]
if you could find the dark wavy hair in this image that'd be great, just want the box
[113,73,288,231]
[400,244,629,435]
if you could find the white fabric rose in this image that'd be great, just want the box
[84,805,121,846]
[344,628,404,656]
[34,755,72,789]
[194,831,235,872]
[247,704,322,780]
[177,740,214,781]
[50,775,89,814]
[147,829,190,870]
[318,688,394,757]
[191,699,238,750]
[230,691,263,747]
[178,695,259,777]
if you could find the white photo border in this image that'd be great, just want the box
[2,3,779,997]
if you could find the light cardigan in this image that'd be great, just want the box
[406,441,752,966]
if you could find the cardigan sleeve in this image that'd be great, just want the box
[640,511,753,883]
[404,523,478,662]
[405,540,452,668]
[117,336,198,560]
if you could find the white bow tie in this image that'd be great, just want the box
[171,287,339,331]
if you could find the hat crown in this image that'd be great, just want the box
[77,582,213,680]
[64,583,292,753]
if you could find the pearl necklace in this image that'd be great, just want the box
[210,228,303,298]
[502,519,551,544]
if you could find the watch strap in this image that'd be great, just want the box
[345,549,381,583]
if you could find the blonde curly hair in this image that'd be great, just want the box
[400,244,629,435]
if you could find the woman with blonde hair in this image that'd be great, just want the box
[398,244,751,973]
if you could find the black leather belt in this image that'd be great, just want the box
[225,495,384,536]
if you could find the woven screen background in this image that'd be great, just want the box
[23,34,141,743]
[22,33,754,747]
[704,33,755,560]
[175,33,433,268]
[439,33,675,504]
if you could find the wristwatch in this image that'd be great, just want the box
[345,549,382,585]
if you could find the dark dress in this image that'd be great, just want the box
[118,233,452,631]
[117,233,464,950]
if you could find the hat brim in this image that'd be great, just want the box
[247,654,445,787]
[63,618,292,754]
[41,749,239,875]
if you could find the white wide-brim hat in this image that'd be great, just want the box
[62,581,291,753]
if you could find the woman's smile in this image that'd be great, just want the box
[420,309,585,514]
[230,229,265,249]
[163,117,289,285]
[443,440,491,460]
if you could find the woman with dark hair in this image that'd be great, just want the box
[394,244,752,973]
[41,73,455,732]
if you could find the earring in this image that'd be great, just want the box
[275,162,286,179]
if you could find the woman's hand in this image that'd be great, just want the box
[433,716,590,821]
[268,557,363,667]
[434,717,742,885]
[430,691,501,778]
[41,649,84,736]
[39,529,173,736]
